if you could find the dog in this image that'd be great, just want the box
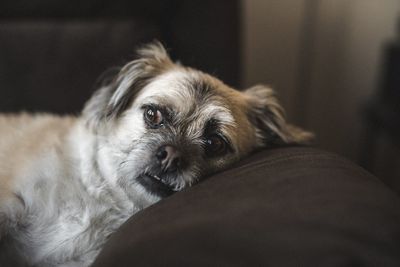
[0,42,312,266]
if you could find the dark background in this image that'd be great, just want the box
[0,0,399,192]
[0,0,240,114]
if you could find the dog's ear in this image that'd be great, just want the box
[83,41,173,131]
[244,85,313,146]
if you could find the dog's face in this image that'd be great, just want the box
[83,43,312,205]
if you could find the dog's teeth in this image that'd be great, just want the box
[148,174,173,188]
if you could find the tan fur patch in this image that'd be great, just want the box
[0,113,77,197]
[195,72,257,155]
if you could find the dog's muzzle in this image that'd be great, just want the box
[137,145,186,197]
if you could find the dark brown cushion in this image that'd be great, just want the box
[92,147,400,266]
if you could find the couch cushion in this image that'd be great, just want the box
[92,147,400,266]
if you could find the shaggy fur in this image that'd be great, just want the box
[0,42,312,266]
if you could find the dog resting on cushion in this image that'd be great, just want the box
[0,42,312,267]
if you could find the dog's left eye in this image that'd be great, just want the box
[204,134,228,157]
[144,106,163,128]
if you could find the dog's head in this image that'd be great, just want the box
[83,42,312,204]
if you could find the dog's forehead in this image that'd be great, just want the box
[135,69,236,122]
[137,70,197,105]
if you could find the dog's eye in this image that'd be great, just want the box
[204,134,228,157]
[144,106,163,128]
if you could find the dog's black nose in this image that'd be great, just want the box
[156,145,181,173]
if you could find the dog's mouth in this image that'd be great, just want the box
[137,173,177,197]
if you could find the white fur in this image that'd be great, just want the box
[1,120,141,266]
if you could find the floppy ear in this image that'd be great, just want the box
[244,85,313,146]
[83,41,173,131]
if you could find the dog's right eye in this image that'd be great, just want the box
[144,106,164,128]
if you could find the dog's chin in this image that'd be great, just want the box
[137,173,178,198]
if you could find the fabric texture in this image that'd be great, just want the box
[92,147,400,266]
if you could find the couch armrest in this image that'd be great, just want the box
[92,147,400,266]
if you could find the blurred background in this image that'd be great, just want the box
[0,0,399,191]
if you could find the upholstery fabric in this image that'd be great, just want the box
[92,147,400,266]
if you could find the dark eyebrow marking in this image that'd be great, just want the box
[184,76,214,103]
[203,119,220,136]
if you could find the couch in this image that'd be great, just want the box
[91,147,400,266]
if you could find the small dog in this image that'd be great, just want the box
[0,42,312,266]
